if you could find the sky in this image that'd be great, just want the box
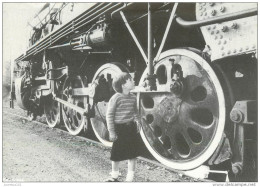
[2,3,46,81]
[3,3,45,62]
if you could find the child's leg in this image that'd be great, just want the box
[111,161,120,178]
[126,158,136,182]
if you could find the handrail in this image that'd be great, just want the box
[176,7,257,28]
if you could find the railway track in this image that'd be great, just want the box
[3,106,211,182]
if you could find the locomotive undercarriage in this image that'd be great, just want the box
[11,3,257,181]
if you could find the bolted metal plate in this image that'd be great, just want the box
[196,3,257,61]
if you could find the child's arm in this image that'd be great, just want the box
[106,95,118,141]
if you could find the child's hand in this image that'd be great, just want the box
[109,133,118,142]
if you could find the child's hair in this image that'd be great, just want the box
[112,72,132,93]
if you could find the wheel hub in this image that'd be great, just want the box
[156,96,181,124]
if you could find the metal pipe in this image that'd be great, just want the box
[48,41,80,49]
[154,3,178,63]
[18,3,112,61]
[176,7,257,28]
[10,59,15,108]
[147,3,157,91]
[111,3,128,18]
[120,11,148,64]
[148,3,153,75]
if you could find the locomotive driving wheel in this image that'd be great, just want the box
[90,63,129,147]
[139,48,226,170]
[44,94,60,128]
[43,61,62,128]
[61,76,87,135]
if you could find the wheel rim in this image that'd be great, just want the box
[44,95,60,128]
[139,49,226,170]
[62,76,87,135]
[90,63,128,147]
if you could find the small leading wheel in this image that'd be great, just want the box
[62,76,87,135]
[138,49,226,170]
[44,94,60,128]
[90,63,129,147]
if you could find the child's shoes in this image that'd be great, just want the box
[105,171,120,182]
[105,177,119,182]
[125,171,135,182]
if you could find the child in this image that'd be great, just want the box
[105,72,141,182]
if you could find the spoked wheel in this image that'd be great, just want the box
[90,63,129,147]
[43,61,62,128]
[62,76,87,135]
[138,49,226,170]
[44,95,60,128]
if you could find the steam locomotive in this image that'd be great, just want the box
[10,3,257,181]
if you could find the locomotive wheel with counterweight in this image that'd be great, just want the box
[90,63,129,147]
[138,48,226,170]
[62,76,87,135]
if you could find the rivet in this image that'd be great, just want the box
[252,45,256,49]
[216,30,219,34]
[220,6,225,12]
[227,50,231,54]
[222,52,225,56]
[218,41,221,45]
[223,40,227,44]
[231,23,238,29]
[209,2,215,6]
[233,49,237,53]
[213,25,216,29]
[220,35,223,39]
[202,3,206,6]
[204,12,207,16]
[199,6,203,10]
[214,36,218,40]
[207,26,211,30]
[239,48,243,52]
[246,46,249,50]
[211,31,214,35]
[211,10,216,16]
[200,12,203,16]
[222,26,228,32]
[221,47,224,50]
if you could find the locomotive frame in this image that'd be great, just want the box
[10,2,257,181]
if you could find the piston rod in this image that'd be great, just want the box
[54,97,88,115]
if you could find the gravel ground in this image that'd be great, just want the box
[2,100,201,183]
